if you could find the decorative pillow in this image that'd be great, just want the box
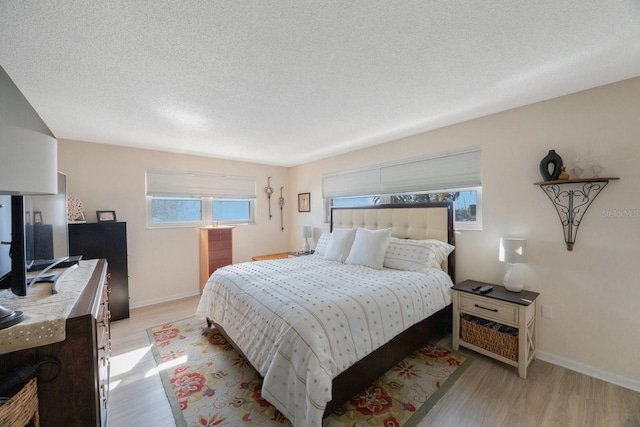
[384,237,455,271]
[345,228,392,269]
[323,228,357,262]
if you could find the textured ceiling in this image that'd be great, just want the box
[1,1,639,167]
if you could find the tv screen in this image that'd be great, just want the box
[0,195,12,282]
[0,172,69,296]
[29,172,69,269]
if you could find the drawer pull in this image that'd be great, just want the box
[474,303,498,312]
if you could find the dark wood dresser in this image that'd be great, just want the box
[0,259,110,426]
[68,222,130,321]
[199,226,233,293]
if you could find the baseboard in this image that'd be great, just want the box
[130,290,200,309]
[537,350,640,393]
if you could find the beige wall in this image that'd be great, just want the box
[57,141,290,306]
[289,77,640,386]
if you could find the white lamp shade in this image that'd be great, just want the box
[499,238,528,264]
[301,226,313,238]
[0,125,58,195]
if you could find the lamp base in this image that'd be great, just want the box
[503,281,523,292]
[503,263,524,292]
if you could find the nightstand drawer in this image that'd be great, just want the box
[458,293,518,325]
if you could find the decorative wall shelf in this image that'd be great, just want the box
[533,177,620,251]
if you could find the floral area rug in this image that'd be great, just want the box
[147,317,471,427]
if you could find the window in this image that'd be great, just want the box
[151,197,203,224]
[329,187,482,230]
[145,170,256,228]
[323,147,482,230]
[331,196,377,207]
[389,188,482,229]
[212,198,255,224]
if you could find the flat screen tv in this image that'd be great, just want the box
[0,172,69,296]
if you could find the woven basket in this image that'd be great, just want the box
[461,315,518,361]
[0,377,40,427]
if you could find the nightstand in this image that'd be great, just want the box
[452,280,539,379]
[251,253,289,261]
[287,251,313,257]
[251,252,313,261]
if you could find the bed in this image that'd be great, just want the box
[196,203,455,426]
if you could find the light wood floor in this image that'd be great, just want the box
[108,296,640,427]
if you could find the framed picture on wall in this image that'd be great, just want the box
[96,210,117,223]
[33,211,43,224]
[298,193,310,212]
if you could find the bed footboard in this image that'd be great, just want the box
[207,304,452,419]
[324,303,452,416]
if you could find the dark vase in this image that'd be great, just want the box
[539,150,563,181]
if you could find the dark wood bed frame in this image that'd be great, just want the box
[210,202,455,418]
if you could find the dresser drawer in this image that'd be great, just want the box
[208,228,232,241]
[208,239,232,251]
[458,292,518,326]
[209,258,232,272]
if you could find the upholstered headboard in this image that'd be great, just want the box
[330,203,455,281]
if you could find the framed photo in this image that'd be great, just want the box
[33,211,43,224]
[298,193,310,212]
[25,211,31,225]
[96,210,117,223]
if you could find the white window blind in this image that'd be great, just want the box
[322,146,481,198]
[146,170,256,198]
[381,147,481,194]
[322,167,380,198]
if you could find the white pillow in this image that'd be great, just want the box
[313,232,331,257]
[383,239,436,272]
[323,228,357,262]
[345,228,392,269]
[420,239,455,267]
[384,237,455,271]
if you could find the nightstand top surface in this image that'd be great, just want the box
[287,251,313,257]
[452,279,540,306]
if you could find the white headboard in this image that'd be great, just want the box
[331,203,455,280]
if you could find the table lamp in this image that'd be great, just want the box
[301,226,313,253]
[499,238,528,292]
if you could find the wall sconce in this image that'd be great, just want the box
[534,177,619,250]
[499,238,528,292]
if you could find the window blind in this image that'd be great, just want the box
[381,147,481,194]
[322,146,481,199]
[146,169,256,198]
[322,166,380,199]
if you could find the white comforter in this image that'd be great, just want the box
[196,255,453,427]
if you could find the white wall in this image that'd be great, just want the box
[57,141,291,307]
[288,77,640,386]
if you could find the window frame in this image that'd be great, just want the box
[325,186,482,231]
[211,197,256,226]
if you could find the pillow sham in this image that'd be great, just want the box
[345,228,392,269]
[383,237,455,271]
[323,228,357,262]
[419,238,455,267]
[313,232,331,257]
